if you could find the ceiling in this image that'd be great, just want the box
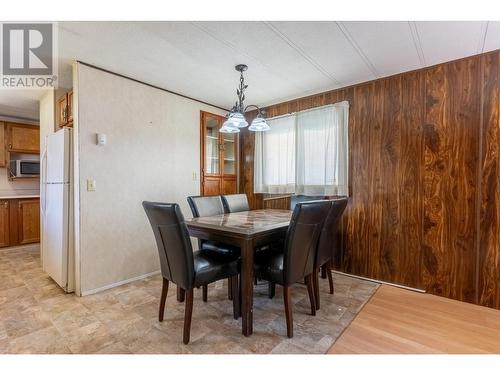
[0,89,43,120]
[2,21,499,119]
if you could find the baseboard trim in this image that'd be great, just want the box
[80,270,161,296]
[333,270,426,293]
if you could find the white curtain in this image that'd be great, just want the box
[254,114,296,194]
[254,101,349,196]
[296,102,349,196]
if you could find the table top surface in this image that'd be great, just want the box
[185,209,293,236]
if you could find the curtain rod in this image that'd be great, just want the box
[266,101,349,121]
[76,61,230,112]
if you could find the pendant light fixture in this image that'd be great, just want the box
[220,64,270,133]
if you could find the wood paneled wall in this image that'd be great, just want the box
[239,50,500,308]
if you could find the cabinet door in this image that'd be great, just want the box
[0,122,5,167]
[202,112,222,176]
[18,199,40,245]
[67,91,73,124]
[222,177,237,195]
[0,200,10,248]
[58,94,68,127]
[221,132,237,176]
[202,177,221,196]
[200,111,240,196]
[7,123,40,153]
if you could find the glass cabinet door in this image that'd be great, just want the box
[203,114,220,175]
[222,133,236,175]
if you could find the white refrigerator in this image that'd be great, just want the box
[41,128,74,292]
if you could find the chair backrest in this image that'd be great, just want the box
[187,195,225,218]
[221,194,250,213]
[142,202,195,290]
[283,200,331,286]
[290,195,325,210]
[315,197,349,267]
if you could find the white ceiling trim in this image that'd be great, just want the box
[336,21,380,78]
[477,21,489,53]
[408,21,427,67]
[263,22,341,86]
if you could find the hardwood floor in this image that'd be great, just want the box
[329,285,500,354]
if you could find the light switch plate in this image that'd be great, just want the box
[87,179,96,192]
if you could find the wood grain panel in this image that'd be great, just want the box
[343,84,373,278]
[366,80,384,280]
[398,71,425,288]
[478,52,500,308]
[423,58,480,303]
[262,195,291,210]
[378,76,402,282]
[240,128,258,208]
[240,50,500,308]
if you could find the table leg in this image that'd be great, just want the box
[240,238,254,336]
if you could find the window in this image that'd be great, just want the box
[254,114,296,194]
[254,101,349,196]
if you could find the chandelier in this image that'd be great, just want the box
[220,64,270,133]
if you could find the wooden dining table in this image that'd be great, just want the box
[185,208,293,337]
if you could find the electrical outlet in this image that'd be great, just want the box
[87,179,96,192]
[192,172,197,181]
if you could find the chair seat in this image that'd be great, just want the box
[193,250,239,287]
[200,240,240,257]
[254,250,285,285]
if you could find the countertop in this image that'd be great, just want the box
[0,195,40,199]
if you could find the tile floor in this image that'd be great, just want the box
[0,245,379,354]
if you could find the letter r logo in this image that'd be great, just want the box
[2,23,53,75]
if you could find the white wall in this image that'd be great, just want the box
[0,168,39,196]
[39,90,55,155]
[75,63,226,294]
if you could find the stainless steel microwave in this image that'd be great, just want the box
[10,160,40,177]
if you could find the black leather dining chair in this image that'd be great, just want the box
[290,194,334,282]
[313,197,348,310]
[221,194,250,213]
[253,200,331,338]
[142,201,240,344]
[187,195,240,301]
[290,195,325,210]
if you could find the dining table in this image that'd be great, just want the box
[185,208,293,337]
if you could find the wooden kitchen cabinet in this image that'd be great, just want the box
[58,91,73,127]
[0,200,10,247]
[17,199,40,245]
[67,91,73,123]
[6,123,40,154]
[200,111,238,196]
[0,198,40,248]
[0,123,5,167]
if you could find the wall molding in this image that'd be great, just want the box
[76,60,229,112]
[80,270,161,297]
[333,271,426,293]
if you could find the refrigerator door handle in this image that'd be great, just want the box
[40,148,48,215]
